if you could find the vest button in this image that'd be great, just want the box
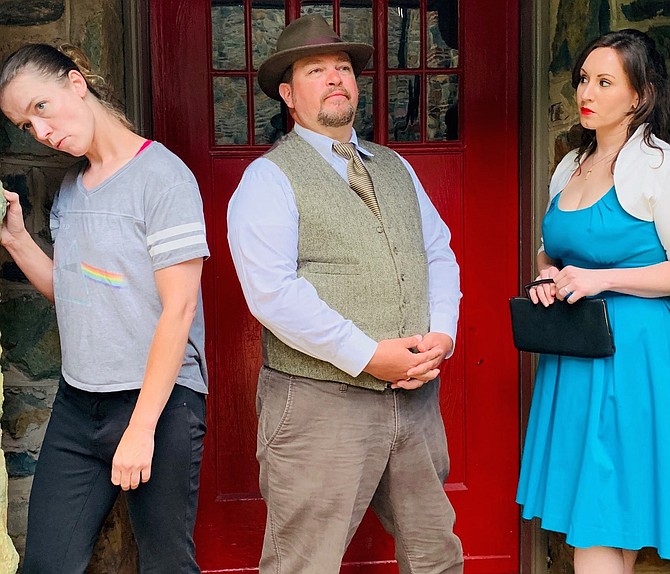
[376,225,384,233]
[393,246,399,254]
[400,273,406,281]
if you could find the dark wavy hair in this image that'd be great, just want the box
[571,28,670,162]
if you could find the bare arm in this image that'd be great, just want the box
[1,190,54,301]
[554,261,670,302]
[111,257,203,490]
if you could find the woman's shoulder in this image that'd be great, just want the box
[617,129,670,182]
[136,142,199,186]
[614,127,670,221]
[618,125,669,167]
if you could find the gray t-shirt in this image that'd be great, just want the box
[50,142,210,393]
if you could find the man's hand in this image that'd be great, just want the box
[393,332,453,390]
[111,424,155,490]
[364,334,444,385]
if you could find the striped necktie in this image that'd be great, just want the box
[332,142,382,222]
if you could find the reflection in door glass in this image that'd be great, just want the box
[212,1,246,70]
[213,77,248,144]
[254,81,284,145]
[252,4,286,71]
[388,75,421,142]
[427,75,458,141]
[301,1,333,24]
[388,1,420,69]
[427,0,459,68]
[341,2,373,69]
[354,76,374,142]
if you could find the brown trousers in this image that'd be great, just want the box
[256,367,463,574]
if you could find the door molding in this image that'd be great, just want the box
[123,0,153,138]
[519,0,550,572]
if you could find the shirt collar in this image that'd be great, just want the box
[294,123,374,162]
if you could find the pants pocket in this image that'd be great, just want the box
[257,369,294,447]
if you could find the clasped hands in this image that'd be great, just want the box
[364,332,453,390]
[529,265,604,306]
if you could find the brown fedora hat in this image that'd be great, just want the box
[257,14,373,101]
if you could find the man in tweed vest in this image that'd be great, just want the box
[227,14,463,574]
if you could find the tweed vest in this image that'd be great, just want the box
[263,131,430,391]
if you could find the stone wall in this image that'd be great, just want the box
[545,1,670,571]
[0,0,137,571]
[548,0,670,170]
[0,351,19,574]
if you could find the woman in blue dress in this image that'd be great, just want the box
[517,29,670,574]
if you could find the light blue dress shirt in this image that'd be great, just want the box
[227,124,461,377]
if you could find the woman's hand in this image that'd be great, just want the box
[530,265,560,306]
[553,265,604,303]
[1,189,28,247]
[111,424,155,490]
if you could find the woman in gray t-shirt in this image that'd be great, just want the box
[0,43,209,573]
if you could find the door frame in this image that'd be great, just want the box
[519,0,550,572]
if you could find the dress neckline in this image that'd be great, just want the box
[555,185,615,213]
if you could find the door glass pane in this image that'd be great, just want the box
[427,0,459,68]
[213,77,248,144]
[254,80,284,145]
[341,1,373,69]
[388,1,420,69]
[301,1,333,23]
[427,74,458,141]
[252,3,286,71]
[354,75,374,141]
[212,1,246,70]
[388,74,421,142]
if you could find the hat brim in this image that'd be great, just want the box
[258,42,373,101]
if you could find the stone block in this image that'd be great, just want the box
[2,385,55,457]
[648,25,670,60]
[0,295,61,380]
[0,0,64,27]
[89,496,138,574]
[1,350,20,573]
[6,476,30,560]
[621,0,670,21]
[550,0,611,73]
[4,453,36,478]
[0,118,54,157]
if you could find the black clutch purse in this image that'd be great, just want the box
[509,278,615,358]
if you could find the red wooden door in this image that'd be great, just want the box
[150,1,520,572]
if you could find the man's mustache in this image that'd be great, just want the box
[322,87,352,101]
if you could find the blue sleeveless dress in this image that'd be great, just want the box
[517,186,670,557]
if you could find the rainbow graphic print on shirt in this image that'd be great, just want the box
[80,262,127,288]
